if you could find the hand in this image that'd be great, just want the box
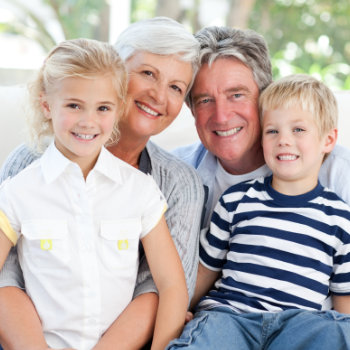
[185,311,194,324]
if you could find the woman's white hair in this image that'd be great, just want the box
[114,16,199,93]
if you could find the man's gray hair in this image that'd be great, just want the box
[187,26,272,106]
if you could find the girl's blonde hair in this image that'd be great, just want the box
[27,38,127,152]
[259,74,338,136]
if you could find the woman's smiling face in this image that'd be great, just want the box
[121,51,193,140]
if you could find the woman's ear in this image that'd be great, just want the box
[323,128,338,154]
[40,93,51,119]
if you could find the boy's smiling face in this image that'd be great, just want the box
[261,107,336,195]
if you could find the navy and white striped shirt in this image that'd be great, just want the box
[199,175,350,313]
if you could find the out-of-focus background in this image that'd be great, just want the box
[0,0,349,165]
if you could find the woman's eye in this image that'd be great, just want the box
[171,85,182,94]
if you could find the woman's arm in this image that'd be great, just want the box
[156,155,205,302]
[142,216,188,350]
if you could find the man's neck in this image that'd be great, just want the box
[219,149,266,175]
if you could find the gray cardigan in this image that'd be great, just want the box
[0,141,204,301]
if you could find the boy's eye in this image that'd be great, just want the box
[293,127,305,133]
[266,129,278,134]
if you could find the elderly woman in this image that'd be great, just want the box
[0,17,204,350]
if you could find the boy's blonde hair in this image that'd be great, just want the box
[27,38,128,152]
[259,74,338,136]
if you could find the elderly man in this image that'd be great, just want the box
[167,26,350,350]
[174,25,350,229]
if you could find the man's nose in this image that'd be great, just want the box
[213,98,233,123]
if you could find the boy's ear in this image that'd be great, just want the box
[40,93,51,119]
[323,128,338,154]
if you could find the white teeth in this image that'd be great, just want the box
[136,102,160,116]
[215,127,242,137]
[74,133,95,140]
[278,155,297,161]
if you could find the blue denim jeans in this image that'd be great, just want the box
[166,307,350,350]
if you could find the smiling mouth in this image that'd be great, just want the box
[73,132,97,140]
[136,102,161,117]
[215,127,242,137]
[277,154,298,161]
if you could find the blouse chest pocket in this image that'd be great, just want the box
[20,220,69,269]
[99,219,141,270]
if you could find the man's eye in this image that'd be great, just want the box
[233,93,242,98]
[199,98,211,105]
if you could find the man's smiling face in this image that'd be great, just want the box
[191,58,263,174]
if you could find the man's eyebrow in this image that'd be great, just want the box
[225,85,251,94]
[192,93,212,103]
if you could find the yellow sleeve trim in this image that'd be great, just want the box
[0,210,17,246]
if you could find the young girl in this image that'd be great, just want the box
[0,38,188,350]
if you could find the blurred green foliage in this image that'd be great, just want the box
[1,0,349,89]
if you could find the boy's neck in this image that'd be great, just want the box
[271,175,319,196]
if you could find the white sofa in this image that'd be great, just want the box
[0,85,349,167]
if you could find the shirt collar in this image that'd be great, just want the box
[40,142,124,185]
[93,146,123,184]
[40,142,74,183]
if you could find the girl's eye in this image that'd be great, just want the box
[143,70,154,77]
[98,106,110,112]
[67,103,79,109]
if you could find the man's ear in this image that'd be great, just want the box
[323,128,338,154]
[40,93,51,119]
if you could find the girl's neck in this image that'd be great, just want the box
[107,132,149,168]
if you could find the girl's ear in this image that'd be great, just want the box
[323,128,338,154]
[40,93,51,119]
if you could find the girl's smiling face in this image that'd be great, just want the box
[42,75,120,175]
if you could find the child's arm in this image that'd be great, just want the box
[190,263,220,311]
[141,215,188,350]
[0,230,53,350]
[332,295,350,314]
[92,292,158,350]
[0,229,12,269]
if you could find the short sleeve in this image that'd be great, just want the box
[140,175,167,238]
[199,195,231,271]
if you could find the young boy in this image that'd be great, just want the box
[167,74,350,350]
